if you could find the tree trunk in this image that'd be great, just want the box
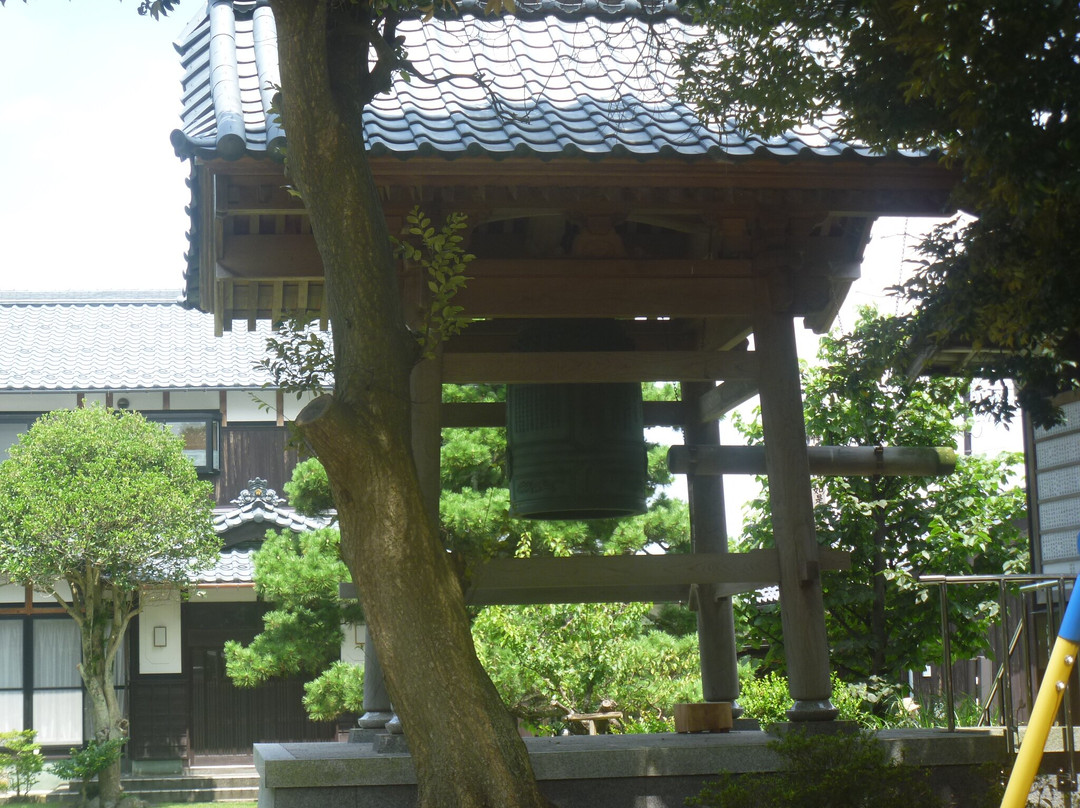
[79,619,124,807]
[275,2,551,805]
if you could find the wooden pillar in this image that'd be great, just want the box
[752,303,836,720]
[357,640,393,729]
[682,382,741,711]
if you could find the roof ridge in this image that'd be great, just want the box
[0,290,183,306]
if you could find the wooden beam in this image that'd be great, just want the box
[220,234,323,277]
[468,258,753,278]
[698,380,759,422]
[442,350,757,384]
[668,445,959,476]
[463,548,850,606]
[453,276,760,319]
[441,400,686,428]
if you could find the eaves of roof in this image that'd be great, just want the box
[191,546,258,584]
[170,1,930,166]
[212,500,330,534]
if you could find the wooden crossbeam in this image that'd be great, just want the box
[668,445,958,476]
[442,350,757,384]
[441,400,687,428]
[463,548,851,606]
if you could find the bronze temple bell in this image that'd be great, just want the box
[506,320,648,520]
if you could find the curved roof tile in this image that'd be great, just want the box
[0,291,276,391]
[172,2,924,163]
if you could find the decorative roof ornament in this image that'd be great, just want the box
[231,478,286,508]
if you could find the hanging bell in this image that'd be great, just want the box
[506,320,647,520]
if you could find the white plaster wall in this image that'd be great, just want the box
[226,391,274,422]
[32,580,72,602]
[189,586,257,603]
[0,393,77,412]
[139,589,183,674]
[83,392,107,407]
[116,392,165,410]
[0,583,24,604]
[168,390,222,411]
[282,391,320,421]
[340,623,366,667]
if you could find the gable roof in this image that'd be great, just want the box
[199,479,332,585]
[171,0,927,164]
[0,290,274,391]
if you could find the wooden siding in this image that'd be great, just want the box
[215,424,302,506]
[128,678,189,761]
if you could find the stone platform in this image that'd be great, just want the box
[255,727,1007,808]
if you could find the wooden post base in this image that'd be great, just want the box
[674,702,732,733]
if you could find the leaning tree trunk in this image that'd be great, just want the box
[275,2,551,806]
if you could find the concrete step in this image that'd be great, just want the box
[121,774,260,792]
[45,769,260,805]
[117,786,259,803]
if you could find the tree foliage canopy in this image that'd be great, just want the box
[0,405,219,594]
[735,311,1027,684]
[678,0,1080,426]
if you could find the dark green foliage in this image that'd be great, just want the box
[302,661,365,722]
[677,0,1080,426]
[283,458,336,519]
[686,729,946,808]
[224,527,362,690]
[229,382,693,724]
[472,600,702,734]
[736,311,1027,684]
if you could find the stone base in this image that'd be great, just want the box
[347,727,385,744]
[770,720,859,737]
[376,733,411,754]
[255,728,1007,808]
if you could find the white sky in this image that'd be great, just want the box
[0,1,1021,533]
[0,0,195,293]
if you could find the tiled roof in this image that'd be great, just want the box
[171,1,923,163]
[198,481,331,584]
[212,498,329,534]
[192,546,258,584]
[0,291,274,391]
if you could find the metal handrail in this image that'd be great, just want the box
[917,573,1077,789]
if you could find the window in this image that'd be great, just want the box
[0,615,126,745]
[0,416,35,462]
[33,619,82,745]
[0,620,22,733]
[143,412,222,473]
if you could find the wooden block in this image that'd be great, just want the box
[674,702,733,733]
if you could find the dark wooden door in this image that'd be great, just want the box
[188,624,336,762]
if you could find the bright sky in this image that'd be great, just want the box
[0,1,1021,532]
[0,0,195,293]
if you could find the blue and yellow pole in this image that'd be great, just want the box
[1000,575,1080,808]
